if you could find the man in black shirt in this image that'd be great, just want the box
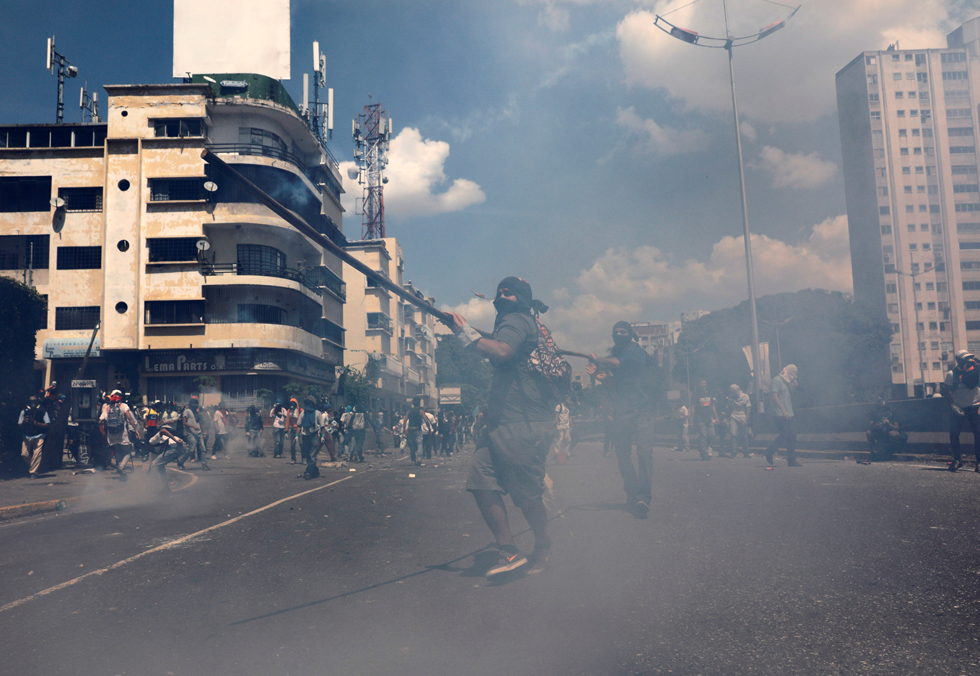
[445,277,556,577]
[588,321,656,518]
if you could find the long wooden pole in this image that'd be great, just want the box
[200,149,453,325]
[201,150,595,360]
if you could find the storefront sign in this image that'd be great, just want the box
[143,352,226,372]
[43,338,101,359]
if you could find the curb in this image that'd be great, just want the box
[0,497,77,521]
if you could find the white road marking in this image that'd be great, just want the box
[0,475,354,615]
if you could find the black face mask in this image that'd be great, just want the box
[612,334,632,347]
[494,297,522,315]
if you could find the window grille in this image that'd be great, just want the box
[0,235,49,270]
[58,187,103,212]
[144,300,204,325]
[0,176,51,212]
[152,118,205,138]
[55,306,100,330]
[150,178,205,201]
[148,238,200,262]
[237,304,287,325]
[56,246,102,270]
[237,244,286,275]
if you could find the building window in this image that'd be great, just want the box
[902,167,911,175]
[881,225,892,234]
[964,281,980,290]
[887,303,899,313]
[949,127,975,136]
[942,52,967,63]
[930,205,941,213]
[900,148,909,155]
[147,238,200,262]
[967,321,980,330]
[880,185,889,195]
[966,301,980,310]
[956,204,980,212]
[58,187,103,212]
[151,118,206,138]
[873,130,884,141]
[917,72,928,83]
[238,127,287,153]
[144,300,205,325]
[914,147,922,155]
[895,92,905,99]
[897,110,906,118]
[886,283,897,293]
[866,55,876,65]
[893,364,904,373]
[237,244,286,275]
[950,146,976,154]
[906,205,915,213]
[928,302,936,310]
[959,223,980,231]
[915,166,924,174]
[904,186,913,194]
[367,312,393,333]
[952,165,978,174]
[871,111,881,121]
[869,93,880,103]
[926,282,934,290]
[0,235,49,270]
[880,206,890,215]
[912,128,921,136]
[923,243,931,251]
[869,74,879,84]
[149,177,206,201]
[237,303,287,325]
[942,71,969,81]
[56,246,101,270]
[319,318,345,346]
[954,184,980,193]
[0,176,51,212]
[55,306,99,331]
[963,262,980,269]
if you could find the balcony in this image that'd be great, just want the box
[316,266,346,302]
[317,317,345,347]
[370,353,403,378]
[207,142,339,199]
[367,312,393,335]
[405,368,421,385]
[202,262,321,295]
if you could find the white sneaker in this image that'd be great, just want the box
[211,454,217,460]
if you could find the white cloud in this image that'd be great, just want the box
[440,296,498,330]
[542,215,853,351]
[615,106,710,156]
[340,127,486,222]
[755,145,838,189]
[616,1,954,122]
[740,120,757,142]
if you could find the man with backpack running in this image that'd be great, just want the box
[942,350,980,472]
[587,321,656,518]
[180,397,210,471]
[98,390,142,481]
[444,276,565,577]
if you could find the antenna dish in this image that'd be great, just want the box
[347,167,359,180]
[382,176,389,185]
[203,75,216,83]
[196,238,212,251]
[66,65,78,78]
[203,181,218,193]
[50,197,65,209]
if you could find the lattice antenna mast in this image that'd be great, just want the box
[351,101,392,240]
[302,42,333,144]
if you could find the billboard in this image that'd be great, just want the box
[173,0,291,80]
[439,385,462,405]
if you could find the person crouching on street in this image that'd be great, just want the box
[147,426,185,494]
[444,276,556,577]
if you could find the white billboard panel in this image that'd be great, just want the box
[173,0,291,80]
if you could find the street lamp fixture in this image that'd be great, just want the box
[654,2,800,411]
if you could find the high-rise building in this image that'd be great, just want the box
[342,237,438,414]
[837,17,980,396]
[0,76,347,406]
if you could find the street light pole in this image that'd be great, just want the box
[721,0,764,411]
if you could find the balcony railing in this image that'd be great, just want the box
[318,318,345,346]
[207,142,337,190]
[202,262,321,295]
[316,266,347,302]
[367,312,393,334]
[370,353,403,378]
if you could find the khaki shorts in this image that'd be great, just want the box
[466,420,554,508]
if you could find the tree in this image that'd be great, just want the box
[435,334,493,413]
[0,278,46,467]
[673,289,892,408]
[336,365,375,410]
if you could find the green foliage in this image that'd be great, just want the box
[0,278,46,464]
[255,388,274,407]
[336,365,375,409]
[673,289,893,408]
[435,334,493,414]
[194,375,217,393]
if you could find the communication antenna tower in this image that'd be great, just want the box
[46,36,79,124]
[350,100,392,240]
[79,82,100,123]
[303,41,333,144]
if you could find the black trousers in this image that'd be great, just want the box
[949,405,980,462]
[766,416,796,463]
[611,413,655,504]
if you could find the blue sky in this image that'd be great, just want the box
[1,0,973,349]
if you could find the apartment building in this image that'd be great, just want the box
[837,17,980,395]
[343,237,437,414]
[0,75,347,405]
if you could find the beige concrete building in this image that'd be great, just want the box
[0,75,347,406]
[342,237,437,414]
[837,17,980,396]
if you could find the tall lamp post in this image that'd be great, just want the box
[654,3,799,411]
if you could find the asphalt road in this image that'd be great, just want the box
[2,444,979,676]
